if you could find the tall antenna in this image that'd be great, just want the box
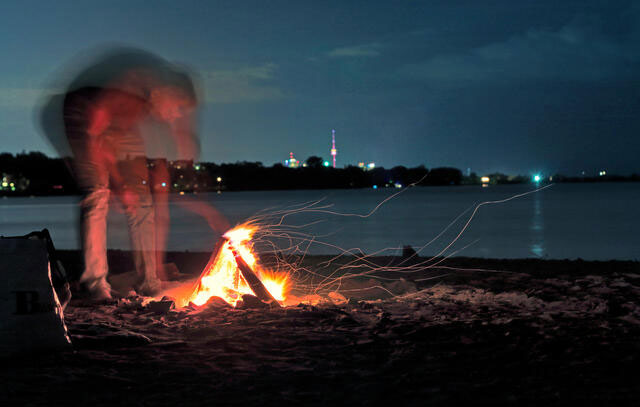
[330,129,337,168]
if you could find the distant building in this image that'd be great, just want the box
[357,162,376,171]
[284,152,300,168]
[168,159,193,170]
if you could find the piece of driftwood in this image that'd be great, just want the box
[226,239,281,307]
[191,236,280,307]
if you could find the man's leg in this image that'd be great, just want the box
[119,157,162,296]
[79,187,112,299]
[149,160,170,280]
[126,188,162,295]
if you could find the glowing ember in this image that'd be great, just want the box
[186,226,289,307]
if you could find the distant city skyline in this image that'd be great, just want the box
[1,1,639,176]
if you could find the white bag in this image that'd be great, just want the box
[0,237,71,355]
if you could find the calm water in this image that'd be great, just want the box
[1,183,638,260]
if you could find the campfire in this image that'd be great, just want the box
[183,225,289,307]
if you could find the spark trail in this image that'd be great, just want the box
[226,183,554,304]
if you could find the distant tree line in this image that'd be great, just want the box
[0,152,78,195]
[0,151,638,196]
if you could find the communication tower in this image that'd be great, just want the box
[330,129,337,168]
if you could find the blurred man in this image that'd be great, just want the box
[43,47,228,299]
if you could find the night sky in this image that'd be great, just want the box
[1,0,638,175]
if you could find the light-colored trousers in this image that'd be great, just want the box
[77,172,157,290]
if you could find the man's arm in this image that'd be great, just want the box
[175,195,230,234]
[86,107,110,139]
[168,111,200,160]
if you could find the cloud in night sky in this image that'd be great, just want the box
[202,63,286,104]
[326,43,382,58]
[400,18,640,86]
[0,88,55,108]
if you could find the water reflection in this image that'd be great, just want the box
[2,184,639,260]
[529,192,545,257]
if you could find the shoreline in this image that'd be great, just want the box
[2,179,640,198]
[57,249,640,282]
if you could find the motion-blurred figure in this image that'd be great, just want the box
[40,47,228,299]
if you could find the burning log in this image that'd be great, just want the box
[226,238,280,306]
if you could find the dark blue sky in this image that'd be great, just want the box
[1,0,639,175]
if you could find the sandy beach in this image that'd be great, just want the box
[1,251,639,406]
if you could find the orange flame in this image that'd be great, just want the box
[185,226,289,307]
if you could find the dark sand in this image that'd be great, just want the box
[2,251,639,406]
